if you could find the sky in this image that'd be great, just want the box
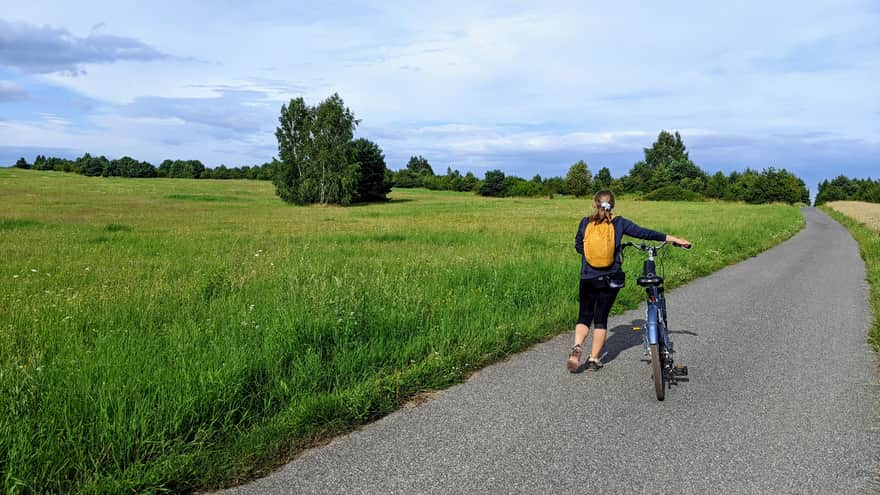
[0,0,878,195]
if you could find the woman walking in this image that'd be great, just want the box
[568,190,691,372]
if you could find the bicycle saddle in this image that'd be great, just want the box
[637,275,663,286]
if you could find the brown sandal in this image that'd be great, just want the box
[567,345,583,372]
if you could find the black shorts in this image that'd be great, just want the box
[577,278,620,329]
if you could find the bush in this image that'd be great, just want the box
[643,185,704,202]
[479,170,508,197]
[506,179,544,197]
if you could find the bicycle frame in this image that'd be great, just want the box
[641,246,667,348]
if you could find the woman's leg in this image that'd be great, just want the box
[588,287,621,364]
[589,329,607,361]
[574,323,590,347]
[575,279,597,346]
[569,279,597,371]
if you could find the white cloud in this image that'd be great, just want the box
[0,19,169,75]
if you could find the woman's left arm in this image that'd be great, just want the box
[620,218,666,242]
[622,218,691,248]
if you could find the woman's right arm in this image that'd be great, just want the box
[574,217,587,254]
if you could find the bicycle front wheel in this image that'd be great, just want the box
[650,344,665,401]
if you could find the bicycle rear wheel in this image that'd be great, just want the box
[650,344,665,401]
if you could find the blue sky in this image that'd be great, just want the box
[0,1,877,195]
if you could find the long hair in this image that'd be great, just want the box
[587,190,615,224]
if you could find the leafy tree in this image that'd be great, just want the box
[815,175,880,205]
[274,93,360,205]
[679,176,707,193]
[274,97,316,202]
[543,176,566,195]
[351,138,391,202]
[406,155,434,176]
[212,164,231,179]
[311,94,359,204]
[565,160,592,197]
[33,155,49,170]
[14,157,29,169]
[108,156,155,178]
[729,168,761,203]
[246,160,279,181]
[158,159,205,179]
[719,167,808,204]
[594,167,612,190]
[479,169,508,197]
[507,177,544,197]
[421,175,443,190]
[705,171,728,199]
[643,185,704,201]
[645,130,689,169]
[461,171,480,192]
[76,153,105,176]
[622,131,706,193]
[42,157,74,172]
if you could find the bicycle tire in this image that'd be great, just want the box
[650,344,665,401]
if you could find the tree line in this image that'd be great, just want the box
[14,155,278,180]
[814,176,880,205]
[388,131,810,205]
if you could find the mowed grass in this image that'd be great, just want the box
[0,169,804,493]
[822,202,880,351]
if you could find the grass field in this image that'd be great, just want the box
[0,169,804,493]
[822,202,880,352]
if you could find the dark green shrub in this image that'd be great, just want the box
[643,185,704,202]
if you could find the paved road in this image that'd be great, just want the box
[223,208,879,494]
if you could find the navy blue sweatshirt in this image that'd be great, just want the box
[575,216,666,280]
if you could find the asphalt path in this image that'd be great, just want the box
[222,207,878,494]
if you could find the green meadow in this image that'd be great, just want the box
[0,169,804,493]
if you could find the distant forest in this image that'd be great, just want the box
[814,176,880,205]
[14,154,277,181]
[390,131,810,206]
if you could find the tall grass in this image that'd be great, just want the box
[0,169,804,493]
[821,205,880,351]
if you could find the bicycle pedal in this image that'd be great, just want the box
[673,365,688,376]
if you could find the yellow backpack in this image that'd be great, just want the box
[584,220,616,268]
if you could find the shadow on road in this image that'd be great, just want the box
[600,318,699,364]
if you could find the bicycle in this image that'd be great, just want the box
[622,241,690,401]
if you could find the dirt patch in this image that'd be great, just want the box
[826,201,880,231]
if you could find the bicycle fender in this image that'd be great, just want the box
[646,305,659,346]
